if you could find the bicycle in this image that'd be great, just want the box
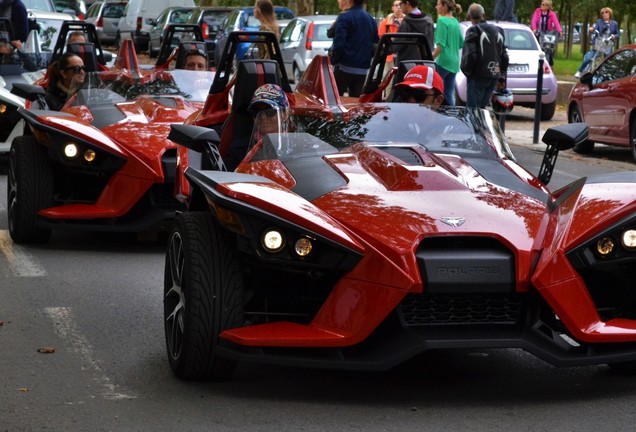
[536,30,559,66]
[584,30,615,73]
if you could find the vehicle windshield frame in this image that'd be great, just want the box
[246,104,515,163]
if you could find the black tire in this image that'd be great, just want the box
[630,117,636,163]
[7,136,53,244]
[568,104,595,154]
[293,64,301,84]
[164,212,244,381]
[540,101,556,121]
[148,40,157,58]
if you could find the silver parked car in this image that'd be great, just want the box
[455,21,559,120]
[279,15,336,83]
[85,1,127,45]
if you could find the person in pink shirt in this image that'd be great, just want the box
[530,0,562,36]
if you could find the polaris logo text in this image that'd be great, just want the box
[437,267,501,278]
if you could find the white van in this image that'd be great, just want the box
[116,0,194,52]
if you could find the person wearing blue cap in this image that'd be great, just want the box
[225,83,290,170]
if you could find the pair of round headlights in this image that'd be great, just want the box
[261,229,313,257]
[596,229,636,257]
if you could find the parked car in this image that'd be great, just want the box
[567,44,636,161]
[85,1,127,45]
[213,5,295,67]
[279,15,336,83]
[116,0,194,53]
[455,21,558,120]
[186,6,237,65]
[53,0,86,19]
[147,6,197,57]
[24,0,77,51]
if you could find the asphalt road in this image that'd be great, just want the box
[2,107,636,431]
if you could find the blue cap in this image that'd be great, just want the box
[248,84,289,114]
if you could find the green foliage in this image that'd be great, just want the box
[552,48,583,76]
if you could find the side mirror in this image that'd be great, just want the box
[169,124,220,153]
[11,82,46,101]
[146,18,157,26]
[580,72,593,86]
[537,123,589,185]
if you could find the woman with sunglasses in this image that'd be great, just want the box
[530,0,562,37]
[45,52,86,111]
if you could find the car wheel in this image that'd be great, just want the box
[164,212,244,381]
[7,136,53,244]
[568,104,594,154]
[148,40,157,58]
[293,64,301,84]
[540,101,556,121]
[630,117,636,163]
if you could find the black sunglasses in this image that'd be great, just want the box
[63,65,87,74]
[401,88,436,103]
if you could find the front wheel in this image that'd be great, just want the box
[568,104,594,154]
[164,212,244,381]
[7,136,53,243]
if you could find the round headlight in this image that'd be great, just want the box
[261,229,284,252]
[621,229,636,249]
[84,149,96,162]
[64,143,78,159]
[596,237,615,257]
[294,237,313,257]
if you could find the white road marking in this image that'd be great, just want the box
[0,230,47,277]
[44,307,137,400]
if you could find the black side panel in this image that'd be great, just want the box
[286,157,346,202]
[467,158,548,203]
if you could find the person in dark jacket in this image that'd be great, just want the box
[0,0,29,44]
[460,3,509,108]
[45,53,86,111]
[330,0,378,97]
[395,0,434,62]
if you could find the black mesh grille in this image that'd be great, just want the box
[399,293,524,326]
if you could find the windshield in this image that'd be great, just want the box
[67,69,214,107]
[246,104,514,163]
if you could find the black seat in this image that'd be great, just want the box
[219,59,284,170]
[66,43,99,72]
[390,60,437,102]
[175,41,208,69]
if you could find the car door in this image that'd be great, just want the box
[581,49,636,145]
[279,18,303,78]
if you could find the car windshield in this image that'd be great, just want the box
[246,104,515,163]
[66,69,214,107]
[23,0,55,12]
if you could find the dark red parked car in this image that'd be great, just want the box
[567,44,636,161]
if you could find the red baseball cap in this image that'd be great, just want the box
[395,65,444,94]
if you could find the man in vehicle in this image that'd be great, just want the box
[225,83,290,171]
[394,64,445,108]
[182,49,208,71]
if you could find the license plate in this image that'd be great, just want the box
[508,64,529,73]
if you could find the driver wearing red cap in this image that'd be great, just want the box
[394,65,445,108]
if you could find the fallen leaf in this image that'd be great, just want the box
[37,347,56,354]
[19,388,29,392]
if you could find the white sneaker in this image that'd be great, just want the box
[574,71,581,78]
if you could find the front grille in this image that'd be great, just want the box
[398,293,524,326]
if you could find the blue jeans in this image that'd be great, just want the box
[436,65,457,107]
[466,77,497,109]
[578,50,596,73]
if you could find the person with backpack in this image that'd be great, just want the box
[460,3,509,108]
[395,0,434,62]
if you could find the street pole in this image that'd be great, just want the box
[532,52,545,144]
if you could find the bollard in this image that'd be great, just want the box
[532,52,545,144]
